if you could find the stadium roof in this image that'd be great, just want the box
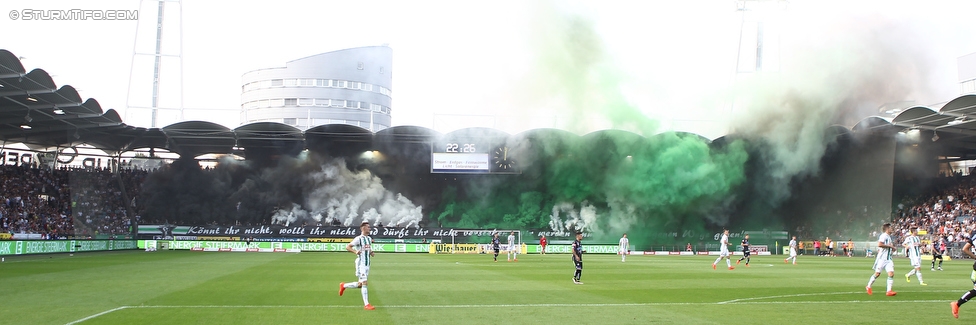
[2,49,976,161]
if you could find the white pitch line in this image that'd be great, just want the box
[65,306,129,325]
[64,297,960,323]
[719,290,960,304]
[719,291,860,304]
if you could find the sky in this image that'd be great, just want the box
[1,0,975,139]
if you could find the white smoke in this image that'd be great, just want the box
[548,201,598,233]
[277,157,423,227]
[271,203,309,226]
[606,197,638,235]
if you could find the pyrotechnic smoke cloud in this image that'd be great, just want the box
[139,152,423,228]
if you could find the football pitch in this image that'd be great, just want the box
[0,250,970,324]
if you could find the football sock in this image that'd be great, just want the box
[886,277,893,292]
[939,260,943,268]
[959,289,976,306]
[343,282,359,289]
[726,259,731,267]
[867,274,878,287]
[746,257,750,265]
[915,271,923,283]
[906,269,916,277]
[574,269,581,281]
[361,285,369,305]
[714,256,722,265]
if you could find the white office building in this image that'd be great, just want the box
[241,46,392,131]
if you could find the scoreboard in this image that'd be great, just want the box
[431,138,518,174]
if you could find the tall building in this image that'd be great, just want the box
[241,46,392,131]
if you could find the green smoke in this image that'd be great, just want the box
[430,4,751,249]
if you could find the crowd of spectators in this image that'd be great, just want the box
[0,164,146,239]
[891,176,976,247]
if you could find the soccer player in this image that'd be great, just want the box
[339,220,376,310]
[932,237,945,271]
[491,233,501,262]
[950,231,976,318]
[866,223,897,296]
[847,239,854,257]
[540,235,548,255]
[737,234,751,267]
[572,231,585,284]
[713,229,734,270]
[507,231,518,262]
[903,228,926,285]
[785,236,798,265]
[618,233,629,262]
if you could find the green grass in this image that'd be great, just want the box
[0,251,970,324]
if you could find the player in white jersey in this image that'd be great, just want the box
[785,236,798,264]
[339,221,376,310]
[507,231,518,262]
[712,229,734,270]
[618,233,629,262]
[866,223,897,296]
[903,228,926,285]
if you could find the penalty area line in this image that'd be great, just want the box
[719,290,962,304]
[65,306,129,325]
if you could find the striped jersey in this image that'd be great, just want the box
[619,237,629,250]
[875,233,893,262]
[350,234,373,266]
[789,239,797,249]
[903,235,921,258]
[572,239,583,261]
[968,233,976,255]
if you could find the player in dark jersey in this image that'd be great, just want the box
[572,231,585,284]
[950,233,976,318]
[491,233,501,262]
[736,234,751,267]
[932,237,945,271]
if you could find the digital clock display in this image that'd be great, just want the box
[431,139,490,173]
[431,138,519,174]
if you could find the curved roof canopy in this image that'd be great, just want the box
[4,49,976,161]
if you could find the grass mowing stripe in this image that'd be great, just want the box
[2,252,969,325]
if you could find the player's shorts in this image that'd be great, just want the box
[969,261,976,286]
[719,248,730,257]
[573,259,583,270]
[872,259,894,273]
[742,250,751,257]
[909,255,921,268]
[933,253,943,259]
[355,258,370,282]
[789,248,797,257]
[509,245,518,252]
[493,247,499,254]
